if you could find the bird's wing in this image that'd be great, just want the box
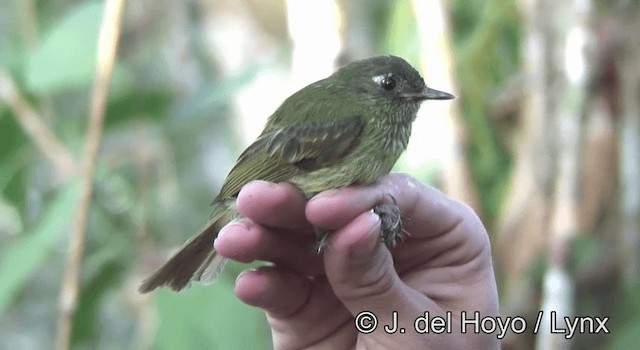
[216,115,364,200]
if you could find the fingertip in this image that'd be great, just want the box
[322,211,409,314]
[234,269,266,306]
[214,220,259,263]
[236,181,309,229]
[236,181,279,213]
[323,211,389,286]
[327,211,381,258]
[234,267,311,317]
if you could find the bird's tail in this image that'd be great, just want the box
[139,205,234,293]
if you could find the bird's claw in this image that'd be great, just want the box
[373,196,406,247]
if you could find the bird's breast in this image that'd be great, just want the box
[289,120,413,196]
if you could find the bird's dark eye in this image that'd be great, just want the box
[380,77,396,91]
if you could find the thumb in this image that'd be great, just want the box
[323,212,425,320]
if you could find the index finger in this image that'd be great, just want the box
[236,180,312,231]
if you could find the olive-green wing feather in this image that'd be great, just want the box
[216,115,364,200]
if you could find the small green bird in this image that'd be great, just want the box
[139,55,454,292]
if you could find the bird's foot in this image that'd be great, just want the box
[373,194,407,247]
[313,229,331,253]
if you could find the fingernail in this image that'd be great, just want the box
[217,220,248,240]
[235,268,258,285]
[353,212,381,258]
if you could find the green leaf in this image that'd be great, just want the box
[25,1,130,94]
[0,181,81,314]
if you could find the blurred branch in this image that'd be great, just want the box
[17,0,39,48]
[616,5,640,283]
[54,0,126,349]
[17,0,57,124]
[498,0,554,347]
[538,0,591,347]
[0,70,78,177]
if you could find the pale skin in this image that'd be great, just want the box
[214,173,499,349]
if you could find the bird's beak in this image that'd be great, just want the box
[420,86,455,100]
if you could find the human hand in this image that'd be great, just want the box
[214,173,499,349]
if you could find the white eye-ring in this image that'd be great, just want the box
[373,73,396,91]
[372,73,391,84]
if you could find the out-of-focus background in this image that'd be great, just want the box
[0,0,639,349]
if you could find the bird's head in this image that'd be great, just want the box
[333,55,454,121]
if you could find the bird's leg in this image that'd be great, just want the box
[313,229,331,253]
[373,194,407,247]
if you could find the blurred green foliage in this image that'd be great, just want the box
[2,0,636,349]
[0,0,258,348]
[155,278,270,350]
[451,0,521,224]
[0,181,80,314]
[4,0,518,348]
